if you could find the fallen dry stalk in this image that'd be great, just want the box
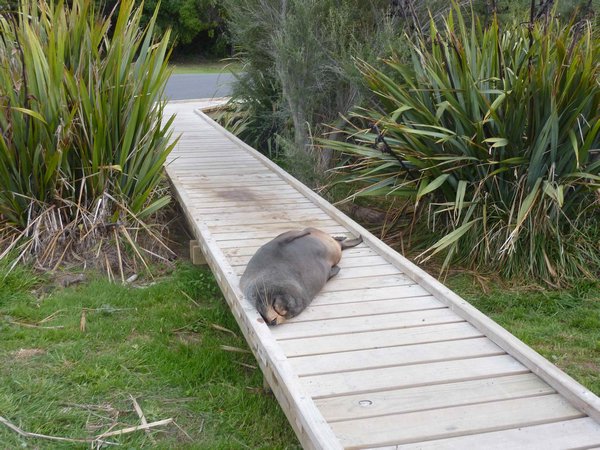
[129,395,155,443]
[0,414,109,444]
[211,323,237,337]
[96,418,173,439]
[180,289,200,307]
[220,345,251,354]
[9,320,64,330]
[38,309,65,324]
[0,413,174,444]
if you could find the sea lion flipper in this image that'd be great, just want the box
[328,265,340,279]
[276,229,311,245]
[340,235,363,250]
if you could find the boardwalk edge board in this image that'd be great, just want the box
[189,108,600,425]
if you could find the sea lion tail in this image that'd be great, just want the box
[338,235,363,250]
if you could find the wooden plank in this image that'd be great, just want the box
[191,110,600,421]
[188,191,307,203]
[285,296,445,323]
[212,225,348,241]
[390,417,600,450]
[327,264,401,280]
[331,394,584,449]
[316,373,554,422]
[214,227,358,248]
[180,179,290,189]
[232,261,399,277]
[290,337,503,376]
[279,322,482,357]
[222,244,375,258]
[194,202,317,215]
[271,308,463,340]
[321,273,414,292]
[176,173,282,182]
[301,355,529,398]
[177,177,287,186]
[215,221,344,241]
[202,215,338,228]
[167,162,261,169]
[310,284,432,306]
[197,208,333,223]
[167,154,257,161]
[186,190,310,202]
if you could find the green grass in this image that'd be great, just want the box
[0,262,299,449]
[170,60,242,74]
[448,275,600,395]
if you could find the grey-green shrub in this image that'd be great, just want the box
[224,0,403,175]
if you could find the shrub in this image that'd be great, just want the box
[0,0,174,271]
[224,0,404,179]
[324,7,600,283]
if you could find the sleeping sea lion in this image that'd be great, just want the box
[240,227,362,325]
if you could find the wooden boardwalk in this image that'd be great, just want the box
[164,100,600,449]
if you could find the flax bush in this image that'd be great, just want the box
[0,0,174,270]
[324,7,600,283]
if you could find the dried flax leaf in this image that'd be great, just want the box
[220,345,251,354]
[95,418,173,439]
[211,323,237,337]
[129,395,155,443]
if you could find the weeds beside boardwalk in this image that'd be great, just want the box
[0,263,299,448]
[449,275,600,396]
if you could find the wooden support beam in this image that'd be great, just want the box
[189,240,207,266]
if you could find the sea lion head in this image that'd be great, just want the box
[249,285,302,326]
[257,292,296,326]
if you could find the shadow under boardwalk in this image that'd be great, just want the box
[164,100,600,449]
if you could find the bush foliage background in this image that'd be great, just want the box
[324,6,599,283]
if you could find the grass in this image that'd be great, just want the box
[0,262,299,449]
[448,275,600,395]
[170,60,242,74]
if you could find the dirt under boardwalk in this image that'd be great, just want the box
[164,100,600,450]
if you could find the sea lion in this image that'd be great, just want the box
[240,227,362,325]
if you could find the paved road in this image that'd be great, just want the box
[165,73,236,100]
